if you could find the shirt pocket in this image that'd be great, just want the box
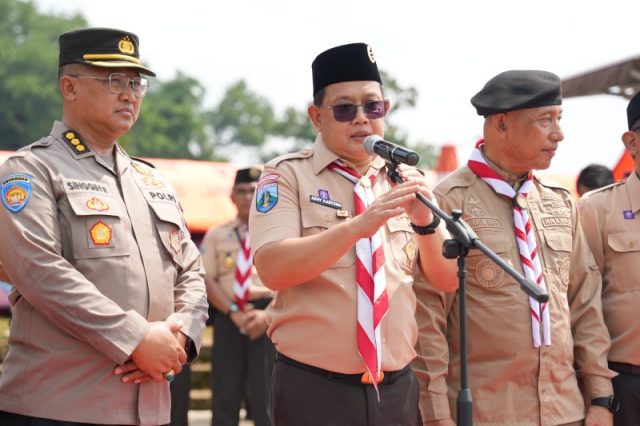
[607,232,640,291]
[301,205,355,267]
[465,238,518,307]
[385,215,418,273]
[541,229,572,294]
[148,202,185,266]
[66,193,129,259]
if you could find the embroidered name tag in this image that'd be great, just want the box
[541,216,572,227]
[309,195,342,209]
[466,217,502,229]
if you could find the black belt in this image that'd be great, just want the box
[609,361,640,376]
[275,352,410,386]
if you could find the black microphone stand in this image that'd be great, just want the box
[386,161,548,426]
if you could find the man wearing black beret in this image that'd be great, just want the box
[579,91,640,426]
[0,28,208,425]
[249,42,458,425]
[414,70,616,425]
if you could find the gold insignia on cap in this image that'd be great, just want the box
[118,36,135,55]
[367,45,376,63]
[249,168,260,179]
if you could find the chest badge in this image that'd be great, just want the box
[89,221,112,246]
[86,196,110,212]
[623,210,635,220]
[169,230,182,254]
[223,252,235,269]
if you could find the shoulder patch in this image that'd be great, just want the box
[264,148,313,168]
[256,181,278,213]
[1,174,32,213]
[535,174,570,193]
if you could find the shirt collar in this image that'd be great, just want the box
[311,134,386,177]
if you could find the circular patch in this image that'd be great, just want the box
[559,256,571,291]
[475,258,504,288]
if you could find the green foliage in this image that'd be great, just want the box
[0,0,85,149]
[0,0,435,166]
[121,73,212,159]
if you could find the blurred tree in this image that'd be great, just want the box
[121,73,212,159]
[0,0,85,150]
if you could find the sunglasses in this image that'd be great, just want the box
[327,100,388,122]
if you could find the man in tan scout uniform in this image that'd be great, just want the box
[249,42,458,426]
[579,91,640,425]
[0,28,208,425]
[200,166,274,426]
[413,70,615,426]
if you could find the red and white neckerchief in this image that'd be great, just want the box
[467,140,551,347]
[233,225,252,311]
[327,160,390,395]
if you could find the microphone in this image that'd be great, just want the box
[363,135,420,166]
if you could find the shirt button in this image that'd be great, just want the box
[381,337,386,343]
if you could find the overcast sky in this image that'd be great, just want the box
[33,0,640,178]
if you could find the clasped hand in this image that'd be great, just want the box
[114,320,187,384]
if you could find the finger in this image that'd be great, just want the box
[113,361,138,375]
[133,375,153,385]
[121,369,148,383]
[167,321,184,333]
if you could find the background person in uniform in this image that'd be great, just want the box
[249,42,458,426]
[579,91,640,425]
[200,166,274,426]
[413,70,616,426]
[577,164,614,197]
[0,28,208,425]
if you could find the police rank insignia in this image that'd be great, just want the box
[86,196,110,212]
[89,221,112,246]
[256,183,278,213]
[63,131,90,154]
[1,174,32,213]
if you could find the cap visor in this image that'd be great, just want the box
[84,60,156,77]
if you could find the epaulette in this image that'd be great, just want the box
[435,167,476,195]
[535,174,571,194]
[265,148,313,168]
[61,130,91,155]
[131,157,156,169]
[580,180,623,200]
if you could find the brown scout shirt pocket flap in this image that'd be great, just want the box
[607,232,640,253]
[301,206,355,267]
[543,229,572,252]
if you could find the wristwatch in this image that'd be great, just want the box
[227,302,240,315]
[411,214,441,235]
[591,395,620,413]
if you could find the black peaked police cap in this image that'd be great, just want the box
[59,27,155,76]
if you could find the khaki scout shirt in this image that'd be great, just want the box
[0,122,208,425]
[200,218,272,301]
[579,172,640,366]
[413,166,613,426]
[249,135,420,374]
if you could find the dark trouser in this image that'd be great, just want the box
[610,362,640,426]
[170,363,191,426]
[0,411,152,426]
[211,305,275,426]
[271,356,421,426]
